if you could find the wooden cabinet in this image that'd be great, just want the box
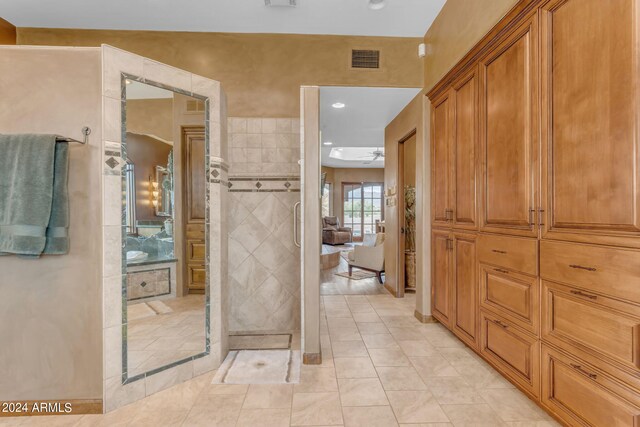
[479,14,538,238]
[431,93,453,228]
[431,229,452,326]
[452,68,479,230]
[541,345,640,427]
[452,232,478,348]
[477,233,538,277]
[540,0,640,248]
[183,127,206,293]
[480,310,540,397]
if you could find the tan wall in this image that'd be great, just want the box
[0,18,16,45]
[404,134,417,188]
[127,98,174,142]
[0,46,103,400]
[423,0,518,91]
[125,133,173,222]
[384,92,425,300]
[321,167,385,226]
[18,28,424,118]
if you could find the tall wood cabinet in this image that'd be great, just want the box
[429,0,640,425]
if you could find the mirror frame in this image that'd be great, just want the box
[155,164,173,217]
[120,73,211,385]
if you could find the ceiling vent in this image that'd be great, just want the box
[351,49,380,69]
[265,0,297,7]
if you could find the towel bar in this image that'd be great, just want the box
[56,126,91,145]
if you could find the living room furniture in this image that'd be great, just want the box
[322,216,352,245]
[347,233,385,283]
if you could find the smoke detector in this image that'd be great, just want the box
[265,0,297,6]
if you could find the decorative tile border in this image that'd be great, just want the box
[228,176,301,192]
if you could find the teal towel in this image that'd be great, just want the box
[0,134,70,257]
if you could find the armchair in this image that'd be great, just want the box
[322,216,352,245]
[347,233,385,283]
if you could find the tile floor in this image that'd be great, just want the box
[320,254,386,296]
[128,295,206,376]
[2,292,560,426]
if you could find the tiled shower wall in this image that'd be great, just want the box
[227,118,301,333]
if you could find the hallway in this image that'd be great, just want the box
[8,292,558,427]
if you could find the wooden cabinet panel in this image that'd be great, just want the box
[480,264,538,335]
[452,69,478,230]
[188,240,205,262]
[477,233,538,276]
[479,15,538,238]
[540,240,640,302]
[432,229,452,326]
[452,233,478,348]
[480,310,539,397]
[540,0,640,247]
[431,93,453,228]
[541,345,640,427]
[188,265,206,291]
[542,280,640,372]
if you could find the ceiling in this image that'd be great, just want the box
[0,0,446,37]
[320,86,421,168]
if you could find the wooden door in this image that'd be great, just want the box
[479,14,538,237]
[540,0,640,248]
[431,91,453,228]
[452,67,479,230]
[431,229,452,326]
[452,232,478,348]
[183,127,206,293]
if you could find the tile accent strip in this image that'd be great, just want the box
[228,176,301,193]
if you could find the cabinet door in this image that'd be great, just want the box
[479,15,538,238]
[431,92,453,228]
[452,68,479,230]
[452,232,478,348]
[432,229,452,326]
[540,0,640,248]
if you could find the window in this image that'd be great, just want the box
[342,182,384,241]
[322,183,332,217]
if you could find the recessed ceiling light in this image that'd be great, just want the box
[369,0,386,10]
[125,80,132,85]
[332,102,346,109]
[323,141,333,146]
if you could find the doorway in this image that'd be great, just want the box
[397,130,417,298]
[342,182,385,243]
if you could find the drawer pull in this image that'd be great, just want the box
[570,363,597,380]
[491,249,507,254]
[493,319,509,329]
[494,268,510,274]
[569,264,597,272]
[570,290,598,300]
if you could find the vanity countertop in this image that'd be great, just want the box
[127,254,177,267]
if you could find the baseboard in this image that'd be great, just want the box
[384,284,397,297]
[414,310,438,324]
[303,352,322,365]
[0,399,102,417]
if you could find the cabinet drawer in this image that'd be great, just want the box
[541,345,640,427]
[478,234,538,276]
[542,280,640,372]
[540,240,640,302]
[188,240,205,262]
[480,264,539,335]
[480,311,540,397]
[186,224,205,240]
[188,265,206,290]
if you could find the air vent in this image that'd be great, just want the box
[351,49,380,69]
[265,0,296,6]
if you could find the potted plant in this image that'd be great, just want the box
[404,185,416,291]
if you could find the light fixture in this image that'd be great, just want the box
[323,141,333,146]
[264,0,297,6]
[125,79,132,85]
[368,0,386,10]
[332,102,346,109]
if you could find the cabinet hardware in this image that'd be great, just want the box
[493,319,508,329]
[570,290,598,300]
[570,363,597,380]
[528,208,535,227]
[445,209,453,221]
[538,208,545,227]
[494,268,509,274]
[491,249,507,254]
[569,264,597,272]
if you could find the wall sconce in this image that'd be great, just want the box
[150,177,159,207]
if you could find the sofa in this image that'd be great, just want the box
[347,233,385,284]
[322,216,352,245]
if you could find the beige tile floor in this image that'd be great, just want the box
[3,292,561,427]
[320,254,386,296]
[128,295,206,376]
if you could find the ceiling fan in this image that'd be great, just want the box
[359,148,385,162]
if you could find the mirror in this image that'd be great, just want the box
[122,76,209,381]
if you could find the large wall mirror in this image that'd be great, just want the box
[121,75,209,382]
